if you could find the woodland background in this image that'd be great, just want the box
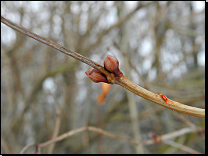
[1,1,205,154]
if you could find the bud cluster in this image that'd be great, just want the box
[85,55,123,83]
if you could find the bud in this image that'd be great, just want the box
[104,55,123,79]
[85,68,108,83]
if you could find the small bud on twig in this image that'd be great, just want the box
[104,55,123,79]
[85,68,109,83]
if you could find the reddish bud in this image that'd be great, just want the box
[85,68,108,83]
[104,55,123,79]
[151,132,161,144]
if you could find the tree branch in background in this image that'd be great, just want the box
[19,126,203,154]
[1,16,205,118]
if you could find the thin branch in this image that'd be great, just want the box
[1,16,205,118]
[20,126,203,154]
[84,2,155,53]
[141,127,199,146]
[163,140,201,154]
[19,143,37,154]
[47,92,62,154]
[1,16,112,81]
[116,77,205,118]
[38,126,138,148]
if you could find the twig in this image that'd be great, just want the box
[19,144,36,154]
[20,126,203,154]
[38,126,138,148]
[116,77,205,118]
[1,16,205,118]
[141,127,199,145]
[47,92,62,154]
[163,140,201,154]
[1,16,113,82]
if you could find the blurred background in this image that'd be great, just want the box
[1,1,205,154]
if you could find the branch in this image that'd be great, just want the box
[1,16,205,118]
[39,126,138,148]
[163,140,201,154]
[116,77,204,118]
[1,16,111,80]
[20,126,203,154]
[19,126,138,153]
